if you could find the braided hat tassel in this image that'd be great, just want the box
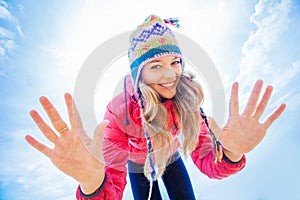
[136,89,156,200]
[200,108,223,163]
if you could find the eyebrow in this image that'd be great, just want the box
[150,56,179,63]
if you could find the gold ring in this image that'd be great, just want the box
[59,127,68,134]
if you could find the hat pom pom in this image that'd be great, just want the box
[164,17,181,28]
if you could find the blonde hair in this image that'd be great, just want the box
[139,72,204,180]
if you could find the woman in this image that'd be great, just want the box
[25,15,286,200]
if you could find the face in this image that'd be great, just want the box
[141,55,182,99]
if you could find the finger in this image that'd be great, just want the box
[65,93,91,144]
[39,96,69,133]
[263,103,286,129]
[65,93,83,129]
[229,82,239,116]
[30,110,58,143]
[253,86,273,119]
[25,135,52,158]
[242,80,263,116]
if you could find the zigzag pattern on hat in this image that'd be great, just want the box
[128,22,174,58]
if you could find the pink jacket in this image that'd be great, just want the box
[76,76,246,199]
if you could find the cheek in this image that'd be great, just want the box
[168,65,182,78]
[143,78,159,87]
[141,71,160,85]
[149,84,159,93]
[141,68,150,83]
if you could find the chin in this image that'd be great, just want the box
[159,92,176,99]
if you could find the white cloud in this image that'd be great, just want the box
[0,27,16,56]
[238,0,292,79]
[0,0,11,19]
[16,25,24,37]
[0,26,14,38]
[17,3,24,14]
[268,58,300,110]
[0,0,23,57]
[271,58,300,90]
[236,0,295,106]
[0,1,18,24]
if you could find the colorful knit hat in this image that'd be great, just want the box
[128,14,183,88]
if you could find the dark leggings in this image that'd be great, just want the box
[128,156,196,200]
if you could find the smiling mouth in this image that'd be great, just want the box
[159,81,177,89]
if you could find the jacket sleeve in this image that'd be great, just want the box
[191,117,246,180]
[76,101,129,200]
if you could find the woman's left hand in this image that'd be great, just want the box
[208,80,286,161]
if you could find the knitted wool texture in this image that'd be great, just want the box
[128,14,183,88]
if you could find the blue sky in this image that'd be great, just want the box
[1,0,300,199]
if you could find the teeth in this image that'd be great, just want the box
[161,82,175,87]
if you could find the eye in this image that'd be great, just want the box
[172,59,181,65]
[150,65,162,69]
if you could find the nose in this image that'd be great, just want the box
[163,66,176,79]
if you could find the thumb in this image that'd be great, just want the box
[93,119,110,142]
[207,117,222,138]
[89,120,110,163]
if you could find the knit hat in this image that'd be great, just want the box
[128,14,183,89]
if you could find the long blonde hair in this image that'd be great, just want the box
[139,72,204,180]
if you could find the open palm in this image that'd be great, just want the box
[209,80,286,160]
[25,93,109,193]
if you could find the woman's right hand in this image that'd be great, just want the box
[25,93,109,194]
